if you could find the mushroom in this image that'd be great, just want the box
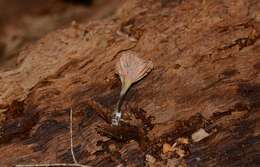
[112,51,153,126]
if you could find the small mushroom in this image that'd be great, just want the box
[112,51,153,126]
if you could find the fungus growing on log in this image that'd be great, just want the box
[112,51,153,126]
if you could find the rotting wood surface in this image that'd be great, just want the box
[0,0,259,166]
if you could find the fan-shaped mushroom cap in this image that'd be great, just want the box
[116,51,153,96]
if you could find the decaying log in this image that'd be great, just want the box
[0,0,259,166]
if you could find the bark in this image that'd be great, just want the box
[0,0,259,166]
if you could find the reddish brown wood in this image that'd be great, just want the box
[0,0,259,166]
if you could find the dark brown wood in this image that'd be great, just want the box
[0,0,259,166]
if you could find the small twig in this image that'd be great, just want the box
[15,108,91,167]
[70,108,78,164]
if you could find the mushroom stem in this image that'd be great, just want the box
[111,81,131,126]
